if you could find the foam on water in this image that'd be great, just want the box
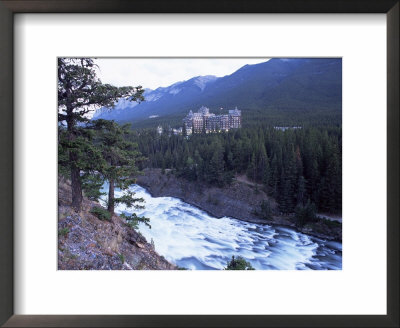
[102,184,342,270]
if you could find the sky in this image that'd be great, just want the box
[95,58,270,90]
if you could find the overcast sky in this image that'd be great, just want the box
[95,58,270,90]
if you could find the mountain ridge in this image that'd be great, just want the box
[93,58,342,125]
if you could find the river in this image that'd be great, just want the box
[103,184,342,270]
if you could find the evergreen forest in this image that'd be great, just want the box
[129,124,342,215]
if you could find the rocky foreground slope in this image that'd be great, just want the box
[58,179,176,270]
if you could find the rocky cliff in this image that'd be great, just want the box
[137,169,291,225]
[136,169,342,241]
[58,179,176,270]
[136,168,280,225]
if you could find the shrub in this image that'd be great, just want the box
[295,200,317,227]
[118,253,125,264]
[58,227,70,237]
[319,218,341,228]
[225,256,255,270]
[90,206,111,221]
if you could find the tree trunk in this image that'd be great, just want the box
[108,178,115,214]
[70,155,83,212]
[66,109,83,212]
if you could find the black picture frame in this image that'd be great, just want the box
[0,0,398,327]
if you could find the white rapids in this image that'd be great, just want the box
[101,184,342,270]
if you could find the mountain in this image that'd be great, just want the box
[92,75,218,121]
[93,58,341,125]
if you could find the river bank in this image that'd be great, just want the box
[136,168,342,241]
[58,178,176,270]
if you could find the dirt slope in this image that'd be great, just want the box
[58,179,176,270]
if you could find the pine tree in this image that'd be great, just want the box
[296,175,306,206]
[81,173,106,201]
[58,125,105,195]
[269,154,280,198]
[258,143,269,185]
[207,141,225,186]
[319,142,341,213]
[58,58,144,211]
[247,152,257,182]
[89,119,145,215]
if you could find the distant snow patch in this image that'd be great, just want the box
[194,75,217,91]
[169,88,181,95]
[146,93,162,102]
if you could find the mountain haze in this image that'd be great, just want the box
[93,58,342,125]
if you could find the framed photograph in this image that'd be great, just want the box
[1,0,398,327]
[58,56,343,272]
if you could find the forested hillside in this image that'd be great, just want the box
[130,125,342,215]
